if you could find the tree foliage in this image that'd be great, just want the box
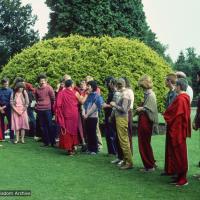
[0,35,172,111]
[174,48,200,98]
[0,0,39,68]
[45,0,168,60]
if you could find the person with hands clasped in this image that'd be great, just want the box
[10,82,29,144]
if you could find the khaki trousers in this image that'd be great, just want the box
[115,116,133,165]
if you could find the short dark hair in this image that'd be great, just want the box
[14,77,24,85]
[110,78,117,86]
[105,76,114,84]
[176,78,188,91]
[14,82,25,91]
[105,76,116,88]
[37,74,47,82]
[122,77,131,88]
[87,80,97,92]
[197,71,200,77]
[1,78,9,84]
[65,79,73,87]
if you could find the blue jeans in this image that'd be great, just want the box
[37,110,55,145]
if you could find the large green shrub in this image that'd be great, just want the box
[0,35,172,111]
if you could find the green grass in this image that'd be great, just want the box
[0,132,200,200]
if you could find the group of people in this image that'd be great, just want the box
[0,70,199,187]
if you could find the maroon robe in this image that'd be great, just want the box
[55,88,79,151]
[164,93,191,182]
[164,126,176,175]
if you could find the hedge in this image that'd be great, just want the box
[0,35,172,111]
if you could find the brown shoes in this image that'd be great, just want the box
[120,163,133,170]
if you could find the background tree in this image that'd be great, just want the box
[174,48,200,99]
[174,51,189,74]
[0,0,39,68]
[45,0,169,60]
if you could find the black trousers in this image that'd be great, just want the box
[85,118,98,153]
[0,107,14,140]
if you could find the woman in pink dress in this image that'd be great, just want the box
[10,82,29,143]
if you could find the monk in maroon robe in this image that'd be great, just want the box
[55,80,80,155]
[164,78,191,186]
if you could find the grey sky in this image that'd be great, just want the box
[21,0,200,61]
[142,0,200,61]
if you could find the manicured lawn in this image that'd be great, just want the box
[0,132,200,200]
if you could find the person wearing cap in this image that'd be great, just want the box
[136,75,158,172]
[164,78,191,186]
[175,71,193,103]
[110,78,133,169]
[10,82,29,143]
[0,78,14,142]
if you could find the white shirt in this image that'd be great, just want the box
[186,85,193,104]
[123,88,134,109]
